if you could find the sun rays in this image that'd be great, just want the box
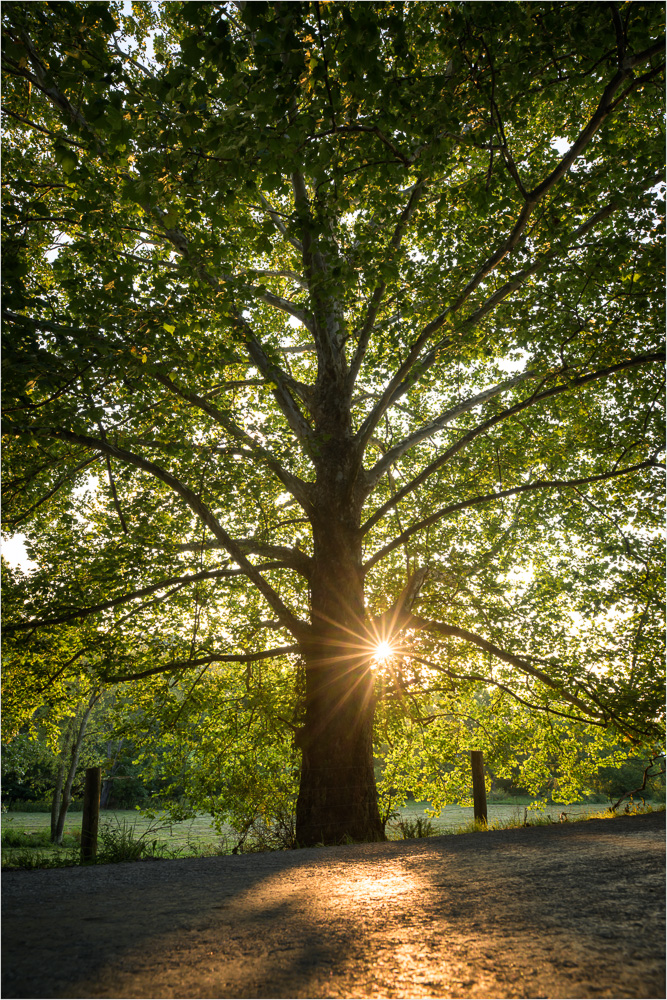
[372,639,396,666]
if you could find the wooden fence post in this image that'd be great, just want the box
[81,766,101,862]
[471,750,488,825]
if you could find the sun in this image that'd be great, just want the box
[373,640,395,664]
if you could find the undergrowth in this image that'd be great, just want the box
[392,816,439,839]
[452,801,663,836]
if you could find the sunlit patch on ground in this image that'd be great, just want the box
[2,815,664,999]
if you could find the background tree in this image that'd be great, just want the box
[2,1,664,845]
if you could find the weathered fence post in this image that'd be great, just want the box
[471,750,488,826]
[81,766,101,862]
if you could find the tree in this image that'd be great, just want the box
[0,675,100,841]
[2,1,664,845]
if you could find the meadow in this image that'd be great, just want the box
[1,797,636,867]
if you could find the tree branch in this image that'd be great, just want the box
[347,182,425,389]
[238,318,317,451]
[103,644,301,683]
[406,615,606,721]
[38,428,311,639]
[4,568,247,632]
[361,352,664,536]
[172,538,312,577]
[410,655,608,728]
[609,755,666,812]
[256,193,303,252]
[354,45,662,447]
[365,459,660,570]
[363,370,536,492]
[244,267,309,289]
[151,371,312,510]
[7,453,101,527]
[243,283,314,333]
[355,196,626,444]
[373,567,429,634]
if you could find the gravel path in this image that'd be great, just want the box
[2,811,664,1000]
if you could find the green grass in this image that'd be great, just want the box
[1,810,230,869]
[386,798,603,837]
[386,798,663,839]
[3,798,662,866]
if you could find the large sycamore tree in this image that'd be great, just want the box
[2,1,664,845]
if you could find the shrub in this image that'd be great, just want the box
[230,804,297,853]
[393,817,438,839]
[1,828,80,848]
[4,798,84,813]
[95,817,170,864]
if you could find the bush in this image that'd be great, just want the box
[1,827,80,848]
[3,798,84,812]
[1,846,80,870]
[230,804,297,853]
[95,818,170,864]
[393,817,438,839]
[2,828,51,848]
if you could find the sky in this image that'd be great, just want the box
[1,534,36,572]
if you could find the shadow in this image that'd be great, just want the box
[2,812,664,999]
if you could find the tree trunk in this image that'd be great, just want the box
[100,738,125,809]
[50,760,66,843]
[295,641,383,845]
[54,749,77,845]
[295,502,385,846]
[51,692,99,845]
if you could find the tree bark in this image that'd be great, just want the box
[51,692,99,845]
[295,643,383,845]
[295,494,385,846]
[50,759,66,843]
[53,740,77,845]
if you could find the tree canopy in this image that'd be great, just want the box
[2,0,664,845]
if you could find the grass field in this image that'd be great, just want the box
[1,797,636,867]
[1,810,228,859]
[391,798,615,833]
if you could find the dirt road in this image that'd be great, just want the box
[2,811,664,999]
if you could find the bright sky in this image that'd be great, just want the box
[1,534,36,572]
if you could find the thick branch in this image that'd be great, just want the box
[364,370,535,491]
[237,539,312,577]
[6,28,96,140]
[373,567,429,634]
[347,183,425,388]
[356,197,623,447]
[354,48,662,448]
[239,321,316,450]
[151,372,312,510]
[257,193,303,252]
[609,755,666,811]
[246,268,309,289]
[362,352,664,536]
[244,284,314,333]
[4,568,246,632]
[103,645,301,683]
[407,616,605,721]
[289,167,347,376]
[40,428,310,639]
[173,538,313,577]
[410,655,608,728]
[365,459,659,570]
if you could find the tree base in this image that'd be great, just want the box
[295,758,386,846]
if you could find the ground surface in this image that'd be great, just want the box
[2,811,664,1000]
